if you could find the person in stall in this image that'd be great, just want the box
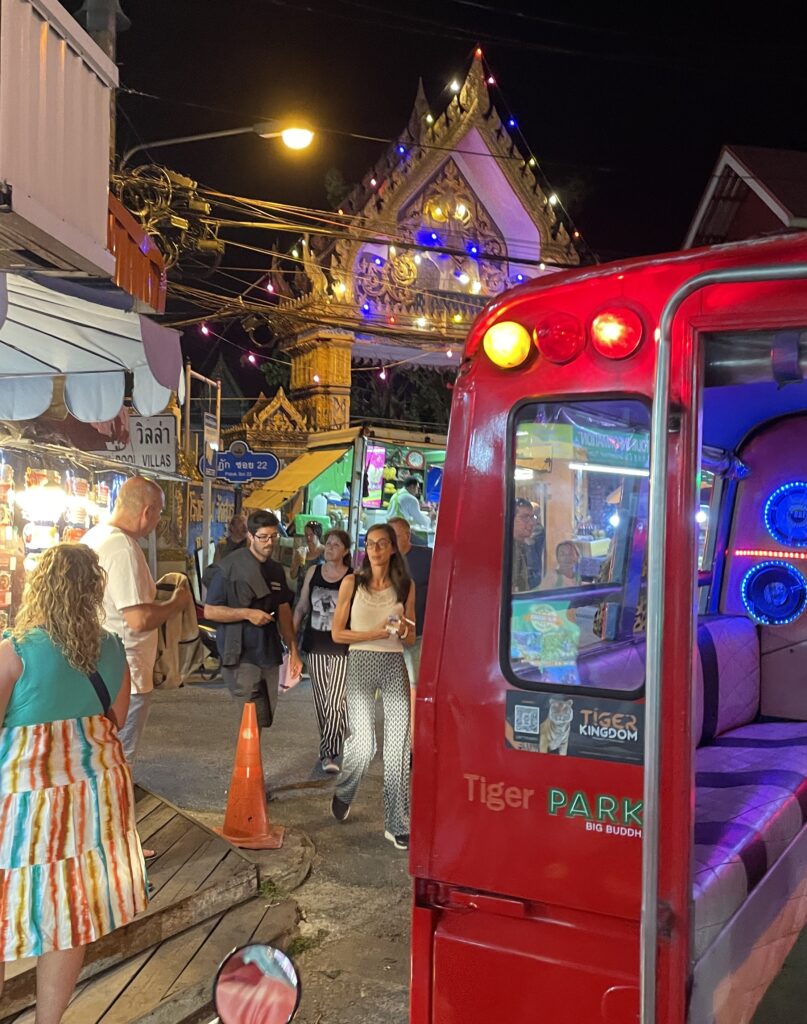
[386,476,431,535]
[512,498,541,592]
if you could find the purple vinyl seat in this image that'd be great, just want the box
[690,617,807,959]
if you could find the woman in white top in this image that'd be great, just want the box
[330,523,416,850]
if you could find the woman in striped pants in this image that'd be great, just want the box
[293,529,353,773]
[330,523,416,850]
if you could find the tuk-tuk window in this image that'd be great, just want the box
[508,399,650,694]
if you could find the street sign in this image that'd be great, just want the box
[202,413,219,478]
[199,441,280,484]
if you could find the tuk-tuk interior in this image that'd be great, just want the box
[508,327,807,1021]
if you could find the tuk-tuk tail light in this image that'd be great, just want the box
[482,320,533,368]
[534,312,585,363]
[590,308,644,359]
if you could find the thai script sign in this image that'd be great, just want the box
[199,442,280,484]
[90,415,176,473]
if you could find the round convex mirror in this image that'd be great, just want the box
[214,943,301,1024]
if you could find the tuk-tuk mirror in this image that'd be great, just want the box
[213,943,301,1024]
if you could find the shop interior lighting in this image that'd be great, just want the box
[568,462,650,478]
[514,467,535,481]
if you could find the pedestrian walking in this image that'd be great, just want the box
[83,476,193,765]
[290,520,325,601]
[0,545,147,1023]
[388,516,432,737]
[204,510,303,735]
[330,523,416,850]
[293,529,353,773]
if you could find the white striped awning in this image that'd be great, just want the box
[0,273,182,422]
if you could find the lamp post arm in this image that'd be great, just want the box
[120,126,254,169]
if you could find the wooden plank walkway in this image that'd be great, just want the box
[0,788,297,1024]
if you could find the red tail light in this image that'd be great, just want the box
[534,312,585,363]
[590,308,644,359]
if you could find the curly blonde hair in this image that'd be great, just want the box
[11,544,106,674]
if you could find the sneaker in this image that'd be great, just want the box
[322,758,341,774]
[331,794,351,822]
[384,831,409,850]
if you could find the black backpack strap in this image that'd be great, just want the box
[87,669,112,715]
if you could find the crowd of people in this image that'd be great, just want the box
[204,509,432,852]
[0,474,434,1020]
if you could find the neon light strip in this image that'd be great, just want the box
[568,462,649,477]
[735,548,807,560]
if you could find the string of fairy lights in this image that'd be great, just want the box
[122,47,594,383]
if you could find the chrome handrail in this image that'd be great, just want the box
[642,261,807,1024]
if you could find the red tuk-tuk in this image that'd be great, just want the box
[410,233,807,1023]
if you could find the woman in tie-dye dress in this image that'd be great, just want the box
[0,544,147,1023]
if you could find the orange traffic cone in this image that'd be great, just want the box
[217,702,284,850]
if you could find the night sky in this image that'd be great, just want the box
[73,0,803,263]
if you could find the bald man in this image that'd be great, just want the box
[84,477,192,763]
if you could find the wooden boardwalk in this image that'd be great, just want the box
[1,788,299,1024]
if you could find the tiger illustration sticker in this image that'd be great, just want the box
[505,691,644,765]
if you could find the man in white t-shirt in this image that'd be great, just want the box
[84,477,192,763]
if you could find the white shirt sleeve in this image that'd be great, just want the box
[398,490,430,529]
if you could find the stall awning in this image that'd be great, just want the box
[0,273,182,422]
[244,446,351,510]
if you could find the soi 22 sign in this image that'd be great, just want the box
[199,442,280,484]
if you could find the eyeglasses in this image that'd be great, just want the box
[365,539,391,551]
[515,511,536,521]
[253,532,278,542]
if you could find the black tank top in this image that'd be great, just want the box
[304,565,351,656]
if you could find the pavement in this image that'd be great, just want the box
[135,677,410,1024]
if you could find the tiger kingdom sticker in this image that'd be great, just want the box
[504,691,644,765]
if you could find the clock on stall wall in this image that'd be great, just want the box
[405,450,425,471]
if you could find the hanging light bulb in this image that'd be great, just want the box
[370,177,377,187]
[447,347,454,359]
[458,272,471,285]
[248,353,256,364]
[539,262,546,271]
[266,281,274,293]
[334,280,347,296]
[508,118,517,128]
[415,316,428,329]
[200,323,210,335]
[455,203,467,218]
[313,373,320,384]
[414,254,422,265]
[549,194,559,206]
[389,245,397,256]
[471,280,482,294]
[528,157,536,167]
[292,247,300,258]
[426,113,434,124]
[449,79,461,93]
[487,76,495,85]
[475,47,483,58]
[379,368,387,380]
[453,313,463,323]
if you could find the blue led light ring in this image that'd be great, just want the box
[764,482,807,548]
[741,560,807,625]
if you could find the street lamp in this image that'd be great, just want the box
[120,119,314,168]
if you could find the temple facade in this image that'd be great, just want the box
[271,53,586,433]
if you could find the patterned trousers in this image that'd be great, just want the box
[335,649,411,836]
[307,651,349,760]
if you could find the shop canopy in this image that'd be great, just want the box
[243,439,357,511]
[0,273,182,423]
[243,425,447,512]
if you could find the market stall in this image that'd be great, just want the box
[243,425,447,566]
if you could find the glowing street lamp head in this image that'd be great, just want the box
[280,127,314,150]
